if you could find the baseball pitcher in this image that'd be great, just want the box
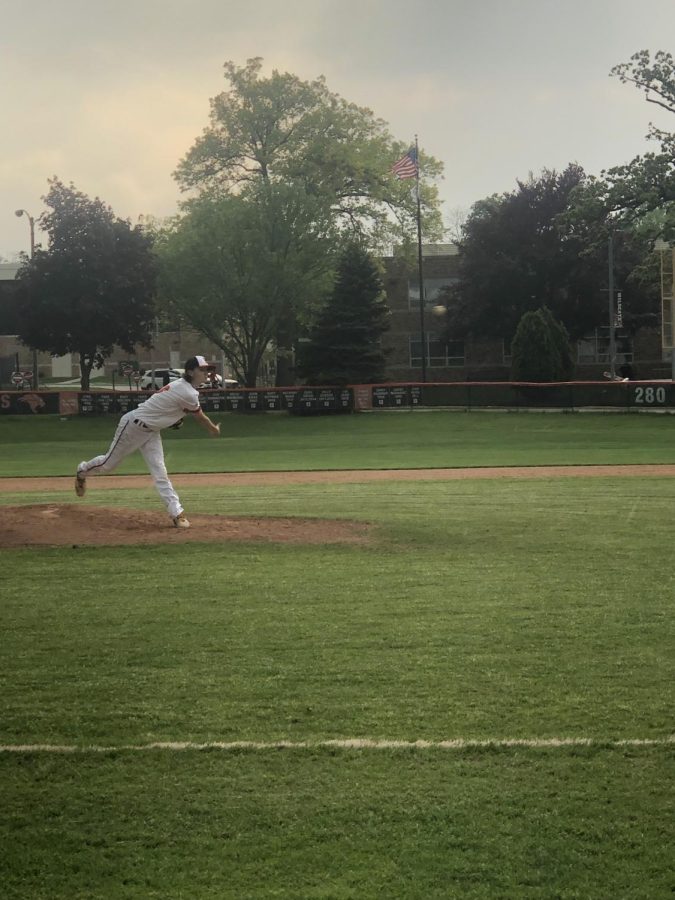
[74,356,221,528]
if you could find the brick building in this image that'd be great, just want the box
[381,244,669,381]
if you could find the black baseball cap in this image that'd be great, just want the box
[184,355,209,370]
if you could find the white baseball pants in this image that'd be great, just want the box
[78,411,183,519]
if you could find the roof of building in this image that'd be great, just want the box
[421,243,459,257]
[385,242,459,259]
[0,263,20,280]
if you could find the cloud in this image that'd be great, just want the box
[2,0,675,253]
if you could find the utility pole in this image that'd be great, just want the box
[414,136,426,383]
[608,235,617,380]
[655,239,675,381]
[14,209,38,388]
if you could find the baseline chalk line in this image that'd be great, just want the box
[1,736,674,754]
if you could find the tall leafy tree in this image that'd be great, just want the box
[556,175,664,334]
[157,186,335,386]
[611,50,675,151]
[297,243,390,385]
[175,58,443,247]
[446,165,609,342]
[16,179,157,389]
[577,50,675,243]
[556,51,675,334]
[174,58,442,384]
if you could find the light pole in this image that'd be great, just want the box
[14,209,38,387]
[14,209,35,256]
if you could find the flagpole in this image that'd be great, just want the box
[415,135,426,383]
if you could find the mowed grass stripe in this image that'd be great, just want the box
[2,746,673,898]
[1,479,673,745]
[2,736,674,753]
[3,409,675,476]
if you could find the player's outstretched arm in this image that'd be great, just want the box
[192,408,221,436]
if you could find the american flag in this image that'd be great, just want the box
[391,146,418,179]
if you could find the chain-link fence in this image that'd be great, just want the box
[0,354,19,390]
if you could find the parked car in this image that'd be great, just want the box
[138,368,183,390]
[138,369,240,390]
[198,374,241,389]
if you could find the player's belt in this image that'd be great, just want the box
[133,418,150,429]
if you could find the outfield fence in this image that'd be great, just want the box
[2,381,675,415]
[359,381,675,411]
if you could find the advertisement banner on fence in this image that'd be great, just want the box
[0,391,60,414]
[352,385,373,411]
[78,392,151,415]
[59,392,79,416]
[199,387,352,413]
[3,383,675,416]
[371,385,422,408]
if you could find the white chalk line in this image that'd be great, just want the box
[1,736,673,754]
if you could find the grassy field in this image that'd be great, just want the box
[2,409,675,476]
[1,412,674,897]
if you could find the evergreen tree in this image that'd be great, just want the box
[510,307,573,382]
[297,243,390,385]
[539,305,574,379]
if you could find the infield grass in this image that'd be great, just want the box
[1,468,674,897]
[1,478,674,744]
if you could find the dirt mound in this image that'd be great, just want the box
[0,505,373,549]
[2,465,670,549]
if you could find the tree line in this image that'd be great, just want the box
[15,52,675,388]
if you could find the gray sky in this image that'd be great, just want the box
[2,0,674,256]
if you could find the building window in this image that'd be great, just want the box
[577,328,633,365]
[409,334,464,367]
[408,277,459,310]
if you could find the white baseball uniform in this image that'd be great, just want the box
[77,379,201,519]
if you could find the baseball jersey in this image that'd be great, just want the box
[134,379,201,430]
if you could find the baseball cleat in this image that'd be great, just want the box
[75,469,87,497]
[173,514,190,528]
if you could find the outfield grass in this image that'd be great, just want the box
[2,747,672,899]
[1,416,674,897]
[1,409,675,476]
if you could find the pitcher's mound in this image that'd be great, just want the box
[1,505,373,548]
